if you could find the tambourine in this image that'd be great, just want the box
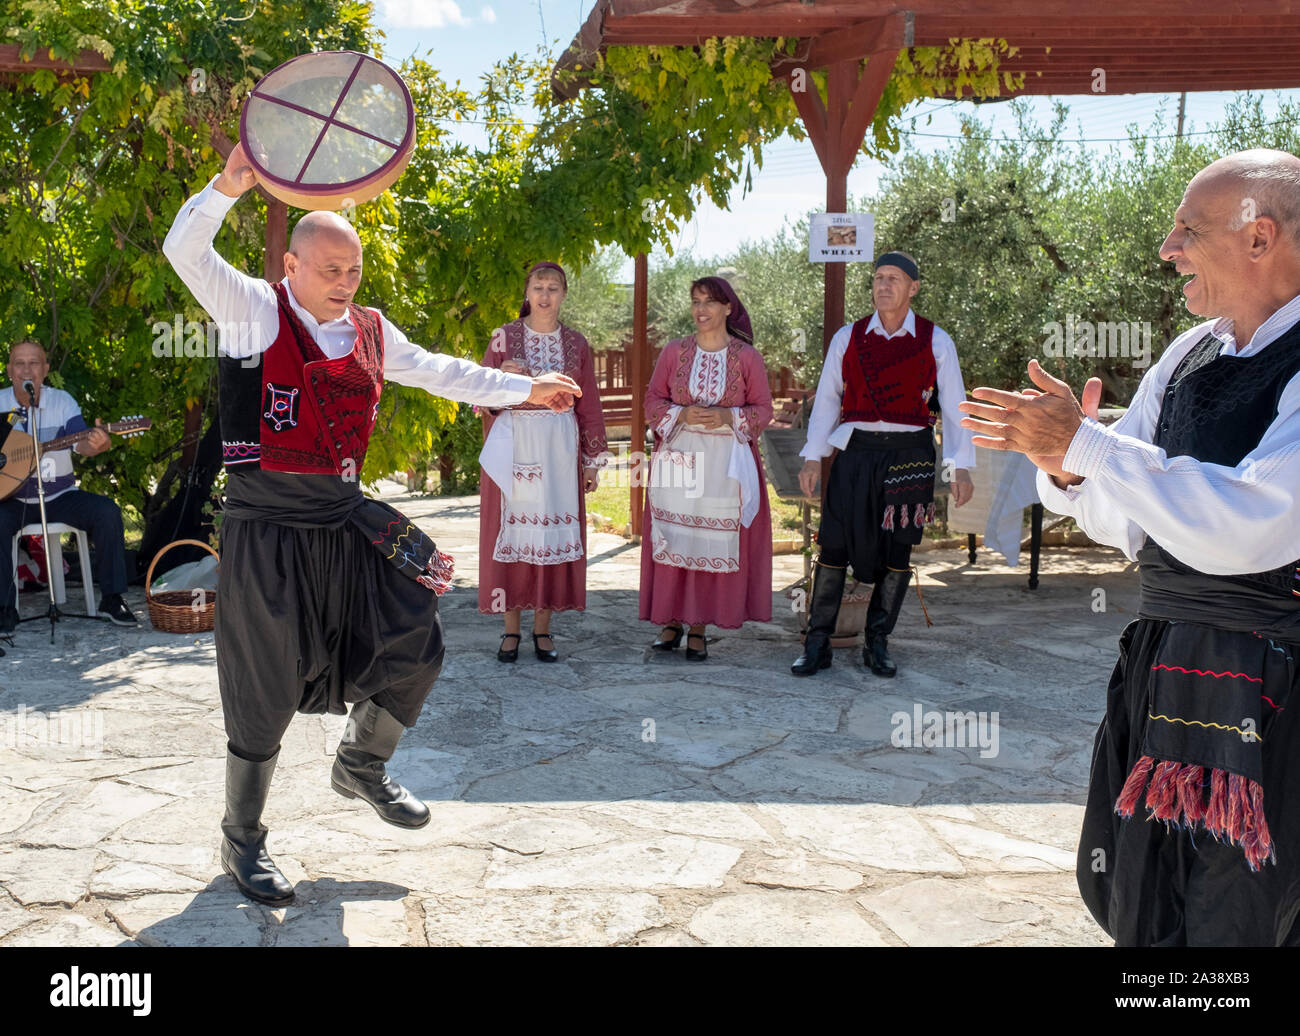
[240,50,415,211]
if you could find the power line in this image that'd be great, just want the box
[897,117,1296,144]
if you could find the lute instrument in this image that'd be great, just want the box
[0,415,151,500]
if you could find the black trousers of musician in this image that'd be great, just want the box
[815,428,935,600]
[0,491,128,609]
[215,515,445,761]
[1079,618,1300,945]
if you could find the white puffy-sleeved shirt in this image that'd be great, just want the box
[161,175,533,408]
[800,309,977,471]
[1036,293,1300,575]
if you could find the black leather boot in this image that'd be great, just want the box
[864,567,912,677]
[220,747,295,906]
[791,561,847,676]
[331,699,430,829]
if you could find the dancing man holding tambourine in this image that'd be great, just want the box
[163,141,581,908]
[0,339,138,632]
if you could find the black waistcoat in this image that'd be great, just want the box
[1147,317,1300,592]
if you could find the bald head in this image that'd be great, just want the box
[1162,148,1300,338]
[1191,149,1300,246]
[8,339,50,405]
[8,339,46,365]
[283,210,364,323]
[289,210,362,258]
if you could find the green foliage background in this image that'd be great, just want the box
[0,1,1015,532]
[561,94,1300,409]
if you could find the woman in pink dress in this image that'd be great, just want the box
[640,276,773,661]
[479,262,607,662]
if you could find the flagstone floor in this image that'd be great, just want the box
[0,481,1133,946]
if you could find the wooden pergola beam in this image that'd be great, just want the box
[0,43,110,77]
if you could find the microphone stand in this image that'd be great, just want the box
[23,381,63,641]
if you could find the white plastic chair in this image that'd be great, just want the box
[11,523,96,615]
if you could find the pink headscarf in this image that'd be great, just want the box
[691,275,753,345]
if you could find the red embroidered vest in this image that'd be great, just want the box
[219,283,384,474]
[839,314,938,427]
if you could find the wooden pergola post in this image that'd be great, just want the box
[776,16,907,348]
[775,20,904,500]
[629,251,648,539]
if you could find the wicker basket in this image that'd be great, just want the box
[146,539,219,634]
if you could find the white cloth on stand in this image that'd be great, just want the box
[948,448,1041,566]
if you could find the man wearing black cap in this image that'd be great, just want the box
[793,251,974,678]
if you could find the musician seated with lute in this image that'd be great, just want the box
[0,339,137,631]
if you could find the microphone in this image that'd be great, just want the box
[22,380,34,400]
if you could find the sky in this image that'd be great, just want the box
[370,0,1300,275]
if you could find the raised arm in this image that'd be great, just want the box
[160,143,278,358]
[1034,326,1193,560]
[1042,377,1300,573]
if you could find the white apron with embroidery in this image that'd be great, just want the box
[648,343,759,573]
[478,327,584,566]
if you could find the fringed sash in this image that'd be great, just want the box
[1119,549,1300,870]
[349,497,455,595]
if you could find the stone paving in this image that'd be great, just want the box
[0,481,1135,946]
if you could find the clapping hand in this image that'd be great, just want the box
[958,359,1103,486]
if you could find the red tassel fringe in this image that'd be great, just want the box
[1175,765,1205,825]
[1146,759,1181,821]
[1113,755,1276,870]
[1205,767,1227,832]
[1115,755,1154,817]
[882,505,894,532]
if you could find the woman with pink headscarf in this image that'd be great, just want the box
[640,276,774,660]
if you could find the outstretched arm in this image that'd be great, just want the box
[963,350,1300,572]
[384,321,580,411]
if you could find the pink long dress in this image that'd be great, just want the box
[639,336,774,629]
[478,319,607,612]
